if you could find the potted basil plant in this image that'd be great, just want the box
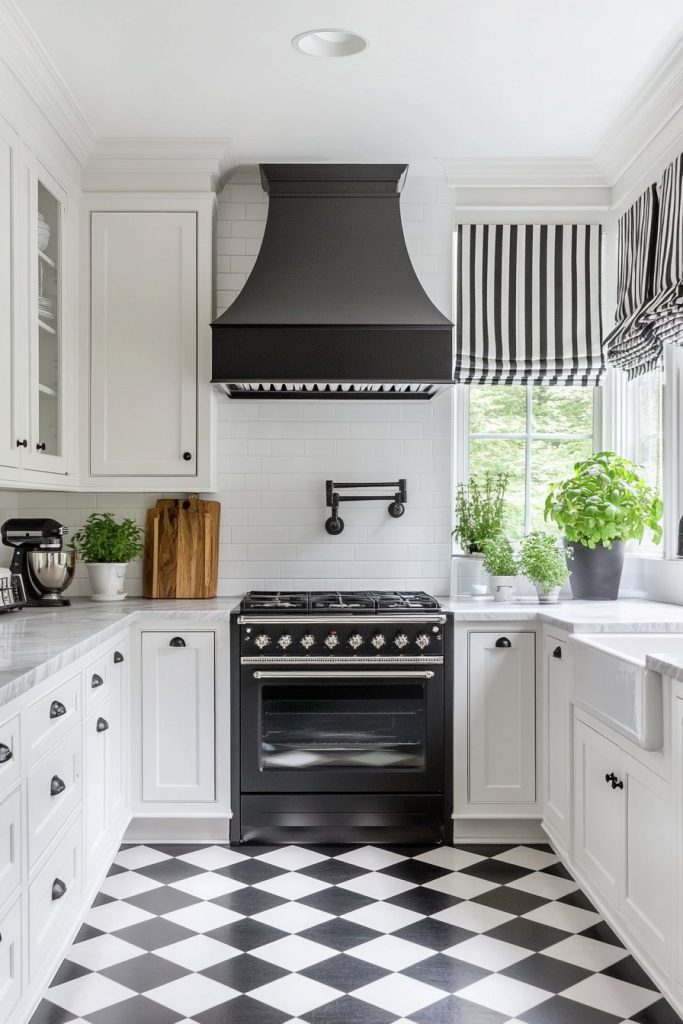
[519,531,569,604]
[70,512,145,602]
[481,534,519,602]
[544,451,663,600]
[452,471,509,554]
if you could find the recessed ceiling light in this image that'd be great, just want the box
[292,29,368,58]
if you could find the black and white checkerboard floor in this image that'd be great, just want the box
[30,842,681,1024]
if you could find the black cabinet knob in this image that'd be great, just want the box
[113,650,124,664]
[91,673,104,689]
[553,646,562,659]
[170,636,186,647]
[50,700,66,719]
[36,442,46,451]
[96,717,109,733]
[0,743,12,764]
[495,637,512,648]
[183,451,192,461]
[51,878,67,901]
[605,772,623,790]
[50,775,66,796]
[16,439,27,448]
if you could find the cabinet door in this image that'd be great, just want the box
[544,637,572,850]
[109,641,128,832]
[573,718,623,907]
[468,631,536,804]
[85,703,111,873]
[0,897,22,1024]
[141,631,215,802]
[90,211,198,476]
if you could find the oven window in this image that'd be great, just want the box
[260,683,426,770]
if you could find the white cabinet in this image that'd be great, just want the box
[0,897,22,1024]
[543,635,572,852]
[109,642,129,832]
[141,631,215,802]
[0,789,21,902]
[85,702,111,872]
[574,714,672,969]
[89,209,201,478]
[468,631,536,804]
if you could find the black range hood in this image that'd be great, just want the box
[211,164,453,399]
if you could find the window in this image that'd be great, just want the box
[624,368,664,552]
[464,385,597,540]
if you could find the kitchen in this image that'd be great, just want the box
[2,2,683,1023]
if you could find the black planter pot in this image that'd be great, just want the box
[567,541,625,600]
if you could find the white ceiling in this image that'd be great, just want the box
[14,0,683,175]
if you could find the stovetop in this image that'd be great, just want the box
[240,590,442,614]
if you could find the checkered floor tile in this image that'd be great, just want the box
[29,842,681,1024]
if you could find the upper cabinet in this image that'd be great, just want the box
[0,116,18,472]
[83,194,215,490]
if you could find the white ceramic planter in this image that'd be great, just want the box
[535,583,561,604]
[490,575,516,602]
[86,562,128,602]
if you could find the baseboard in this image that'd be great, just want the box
[125,815,231,843]
[452,817,546,844]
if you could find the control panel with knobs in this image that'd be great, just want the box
[300,634,315,650]
[393,633,409,649]
[277,634,292,650]
[324,632,340,649]
[348,633,363,650]
[415,633,430,650]
[371,632,386,650]
[254,634,271,650]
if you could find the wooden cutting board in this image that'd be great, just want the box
[143,497,220,599]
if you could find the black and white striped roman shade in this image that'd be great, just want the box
[456,223,604,385]
[606,154,683,377]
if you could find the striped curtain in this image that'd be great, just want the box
[606,154,683,377]
[456,223,604,385]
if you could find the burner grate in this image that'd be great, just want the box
[309,591,376,612]
[241,591,310,611]
[241,589,442,614]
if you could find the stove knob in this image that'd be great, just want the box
[394,633,409,649]
[371,632,386,650]
[277,634,293,650]
[348,633,364,650]
[254,633,271,650]
[416,633,431,650]
[324,632,340,649]
[300,633,316,650]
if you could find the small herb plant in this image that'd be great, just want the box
[519,531,570,592]
[70,512,144,564]
[544,451,663,548]
[481,535,519,577]
[453,471,510,553]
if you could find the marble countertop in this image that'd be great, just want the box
[3,596,683,708]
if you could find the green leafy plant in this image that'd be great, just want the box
[544,451,663,548]
[481,534,519,577]
[453,471,509,553]
[519,531,570,591]
[70,512,144,564]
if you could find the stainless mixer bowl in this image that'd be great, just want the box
[26,550,76,598]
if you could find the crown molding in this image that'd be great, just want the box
[0,0,96,166]
[82,138,236,192]
[437,156,608,189]
[594,33,683,186]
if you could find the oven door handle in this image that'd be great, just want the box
[253,670,435,679]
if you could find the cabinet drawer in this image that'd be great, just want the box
[85,653,109,709]
[27,727,82,868]
[0,789,21,900]
[24,672,81,767]
[0,715,19,796]
[29,815,82,979]
[0,897,22,1024]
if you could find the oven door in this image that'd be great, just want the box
[240,665,445,793]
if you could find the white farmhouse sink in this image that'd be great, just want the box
[572,633,683,750]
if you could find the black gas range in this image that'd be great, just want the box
[230,590,453,845]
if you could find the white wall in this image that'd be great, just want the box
[1,168,455,597]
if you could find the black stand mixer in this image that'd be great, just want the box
[1,518,75,607]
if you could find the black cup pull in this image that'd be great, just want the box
[0,743,12,764]
[114,650,124,664]
[91,673,104,689]
[553,646,562,659]
[96,717,109,733]
[50,700,67,719]
[50,775,66,796]
[495,637,512,648]
[51,878,67,901]
[170,636,186,648]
